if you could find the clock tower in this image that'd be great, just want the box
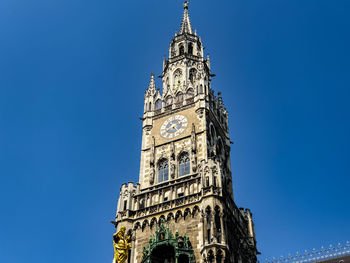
[113,2,259,263]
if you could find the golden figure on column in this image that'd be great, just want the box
[113,226,132,263]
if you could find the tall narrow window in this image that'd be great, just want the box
[158,159,169,183]
[186,88,194,98]
[199,84,204,94]
[179,44,184,55]
[179,153,190,177]
[165,96,173,106]
[155,99,162,109]
[188,43,193,55]
[176,92,184,103]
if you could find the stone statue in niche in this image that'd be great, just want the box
[149,168,155,185]
[191,124,197,153]
[150,136,155,166]
[191,155,197,172]
[170,142,175,160]
[170,163,175,179]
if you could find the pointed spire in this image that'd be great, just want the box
[146,73,156,96]
[179,1,193,35]
[148,73,155,90]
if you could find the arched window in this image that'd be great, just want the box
[148,102,152,111]
[186,88,194,99]
[158,159,169,183]
[210,125,216,144]
[206,207,212,244]
[215,206,222,243]
[176,92,184,103]
[179,44,184,55]
[179,153,190,177]
[188,43,193,55]
[155,99,162,109]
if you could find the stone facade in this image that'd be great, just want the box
[113,2,258,263]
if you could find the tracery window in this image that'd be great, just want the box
[179,153,190,177]
[158,159,169,183]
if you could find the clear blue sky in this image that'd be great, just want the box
[0,0,349,262]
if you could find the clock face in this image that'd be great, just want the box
[160,115,188,139]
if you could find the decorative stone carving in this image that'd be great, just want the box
[191,124,197,153]
[195,108,204,118]
[149,169,155,185]
[150,137,155,166]
[170,163,175,179]
[191,155,197,172]
[170,142,175,160]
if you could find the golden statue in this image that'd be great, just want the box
[113,226,132,263]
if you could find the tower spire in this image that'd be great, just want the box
[146,73,156,96]
[179,1,193,35]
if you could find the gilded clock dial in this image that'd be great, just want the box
[160,115,188,139]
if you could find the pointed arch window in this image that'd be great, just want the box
[155,99,162,109]
[179,44,184,55]
[179,153,190,177]
[186,88,194,98]
[188,42,193,55]
[176,92,184,103]
[158,159,169,183]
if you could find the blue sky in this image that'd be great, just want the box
[0,0,349,262]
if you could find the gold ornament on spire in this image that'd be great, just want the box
[113,226,132,263]
[184,1,189,9]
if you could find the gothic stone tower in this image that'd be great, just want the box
[113,3,258,263]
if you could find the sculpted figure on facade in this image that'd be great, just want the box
[149,168,155,185]
[170,163,176,179]
[113,226,132,263]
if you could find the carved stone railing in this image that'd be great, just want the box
[165,105,172,111]
[135,192,201,218]
[175,101,183,108]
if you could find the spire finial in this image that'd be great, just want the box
[147,73,156,93]
[179,1,193,34]
[184,1,189,9]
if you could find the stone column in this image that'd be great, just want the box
[219,212,226,244]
